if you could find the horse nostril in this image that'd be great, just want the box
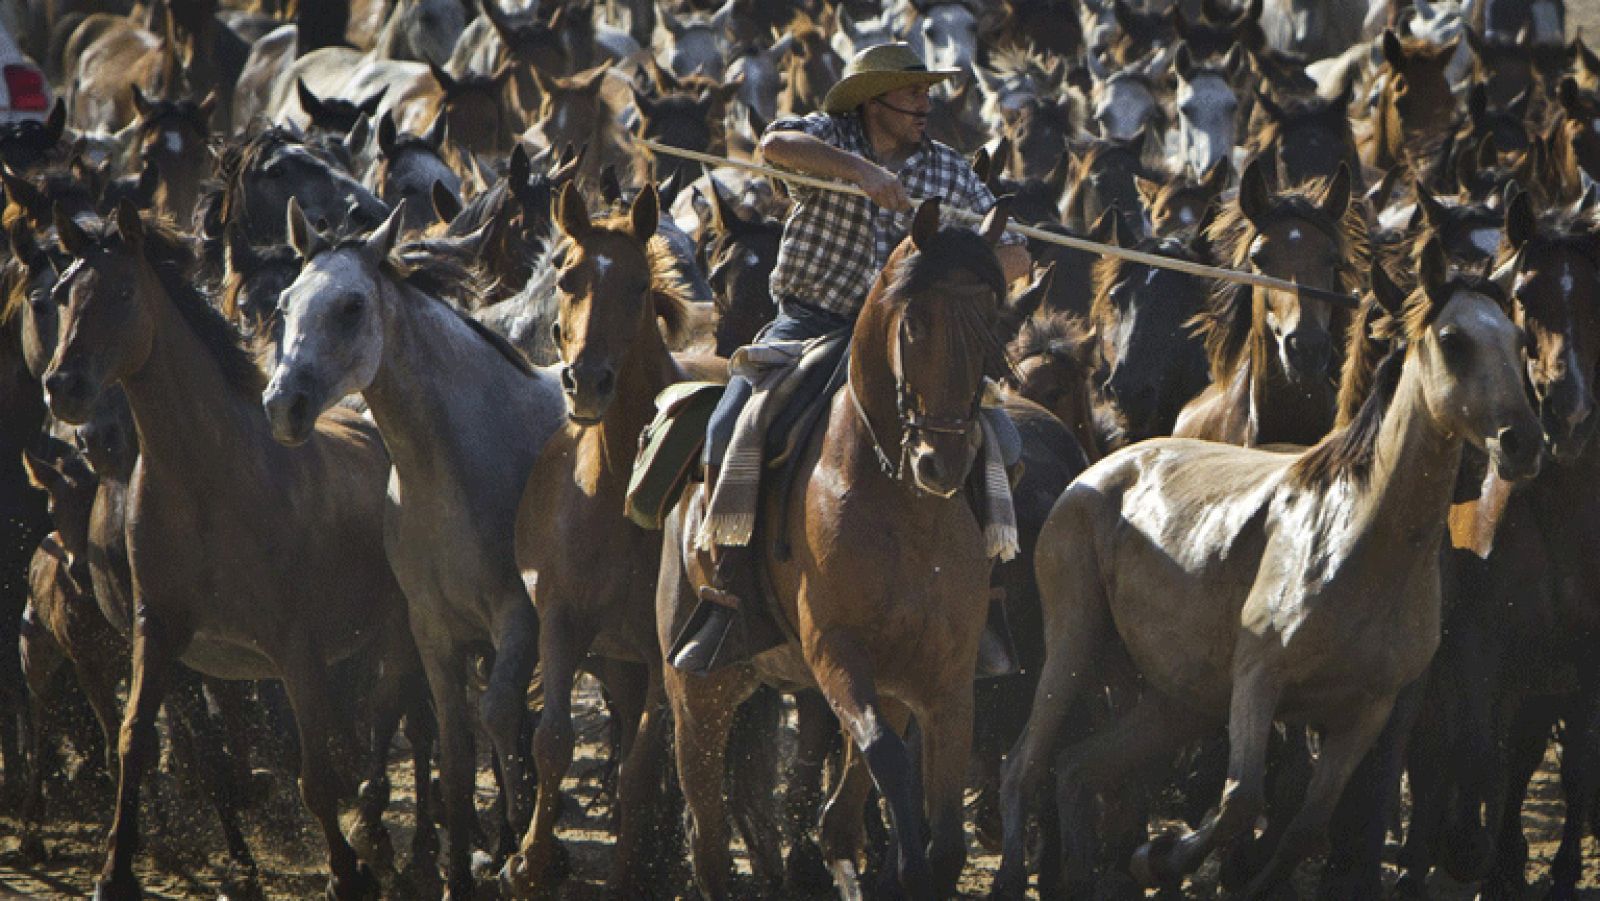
[915,453,944,487]
[45,371,80,403]
[1497,426,1524,459]
[560,366,577,394]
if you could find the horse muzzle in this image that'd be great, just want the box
[907,435,976,499]
[43,368,100,426]
[1538,387,1597,462]
[1281,330,1332,383]
[1486,420,1542,482]
[559,363,615,425]
[262,384,319,446]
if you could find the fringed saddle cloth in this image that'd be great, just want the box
[696,335,1019,562]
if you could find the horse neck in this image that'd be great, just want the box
[842,303,906,481]
[586,301,679,480]
[1351,350,1461,544]
[119,268,264,478]
[362,277,527,476]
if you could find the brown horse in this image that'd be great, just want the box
[1367,30,1461,172]
[41,203,420,900]
[995,238,1542,899]
[499,182,689,896]
[1174,159,1365,447]
[1140,158,1229,237]
[1009,304,1122,463]
[659,198,1012,899]
[1548,78,1600,203]
[128,87,215,226]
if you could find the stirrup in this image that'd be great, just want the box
[669,592,739,676]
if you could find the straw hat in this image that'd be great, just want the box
[820,43,959,115]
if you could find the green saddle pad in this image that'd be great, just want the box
[626,381,725,530]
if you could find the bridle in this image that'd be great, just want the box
[849,283,1011,480]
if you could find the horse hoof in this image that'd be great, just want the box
[325,862,381,901]
[218,866,265,901]
[498,853,535,898]
[93,876,142,901]
[17,834,47,865]
[785,839,831,893]
[1129,832,1183,888]
[987,865,1026,900]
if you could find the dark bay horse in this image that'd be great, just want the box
[660,199,1014,899]
[499,182,691,897]
[263,198,570,899]
[42,203,422,900]
[1174,159,1365,447]
[996,238,1542,899]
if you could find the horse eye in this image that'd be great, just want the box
[1438,328,1470,361]
[557,269,579,295]
[339,294,364,321]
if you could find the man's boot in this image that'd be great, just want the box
[670,542,760,675]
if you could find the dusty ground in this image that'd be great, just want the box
[3,674,1600,900]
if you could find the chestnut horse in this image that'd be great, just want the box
[1174,159,1365,448]
[499,182,690,896]
[42,203,422,900]
[995,238,1542,898]
[659,198,1013,899]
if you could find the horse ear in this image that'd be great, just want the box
[425,105,449,147]
[296,78,325,121]
[20,445,63,493]
[359,87,387,116]
[286,195,319,259]
[1135,174,1161,207]
[367,199,405,259]
[432,180,461,224]
[1222,44,1246,81]
[509,143,531,187]
[481,0,516,43]
[1419,235,1450,307]
[1112,0,1136,34]
[1201,157,1229,195]
[971,146,992,184]
[629,183,659,243]
[53,204,89,258]
[1464,26,1487,59]
[130,84,150,119]
[1088,206,1121,246]
[198,89,217,121]
[430,62,458,95]
[2,166,45,225]
[1238,157,1271,225]
[44,100,65,145]
[1559,77,1582,115]
[1413,179,1446,229]
[1467,81,1487,124]
[1504,187,1535,249]
[1253,86,1285,122]
[911,197,942,250]
[556,181,592,239]
[980,196,1012,247]
[377,112,398,159]
[113,198,143,249]
[1370,261,1405,318]
[1318,162,1351,222]
[1046,148,1075,202]
[1381,29,1405,70]
[705,173,737,236]
[599,164,622,206]
[1174,42,1194,82]
[346,113,371,158]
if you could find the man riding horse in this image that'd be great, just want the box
[672,43,1030,674]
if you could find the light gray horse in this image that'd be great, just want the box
[832,3,902,59]
[658,3,726,80]
[371,0,470,68]
[1174,43,1243,179]
[1261,0,1370,61]
[1089,45,1171,143]
[264,198,569,901]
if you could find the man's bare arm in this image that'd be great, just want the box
[759,130,912,212]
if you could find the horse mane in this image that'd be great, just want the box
[87,213,267,396]
[1009,308,1093,367]
[215,128,293,227]
[585,209,695,345]
[1333,295,1392,427]
[1197,174,1370,381]
[885,227,1007,309]
[219,239,296,321]
[1293,275,1503,488]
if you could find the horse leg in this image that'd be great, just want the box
[417,640,479,899]
[808,631,931,898]
[819,699,908,895]
[278,638,379,901]
[398,686,440,896]
[348,637,424,880]
[920,687,975,895]
[726,683,785,893]
[609,662,673,895]
[502,608,595,895]
[665,664,746,901]
[1547,690,1595,901]
[1049,690,1206,896]
[1318,678,1423,900]
[95,610,186,901]
[1481,699,1545,900]
[480,605,538,843]
[784,689,838,890]
[165,669,260,895]
[1133,666,1282,887]
[994,537,1113,900]
[1240,699,1396,897]
[18,610,62,863]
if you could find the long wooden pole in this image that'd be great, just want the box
[637,138,1363,310]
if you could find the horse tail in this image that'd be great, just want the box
[726,683,786,892]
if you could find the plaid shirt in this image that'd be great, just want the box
[764,111,1020,318]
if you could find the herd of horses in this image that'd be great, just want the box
[2,0,1600,898]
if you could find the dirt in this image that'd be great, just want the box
[4,674,1600,899]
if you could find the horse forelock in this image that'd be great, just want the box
[567,212,694,346]
[1010,308,1093,368]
